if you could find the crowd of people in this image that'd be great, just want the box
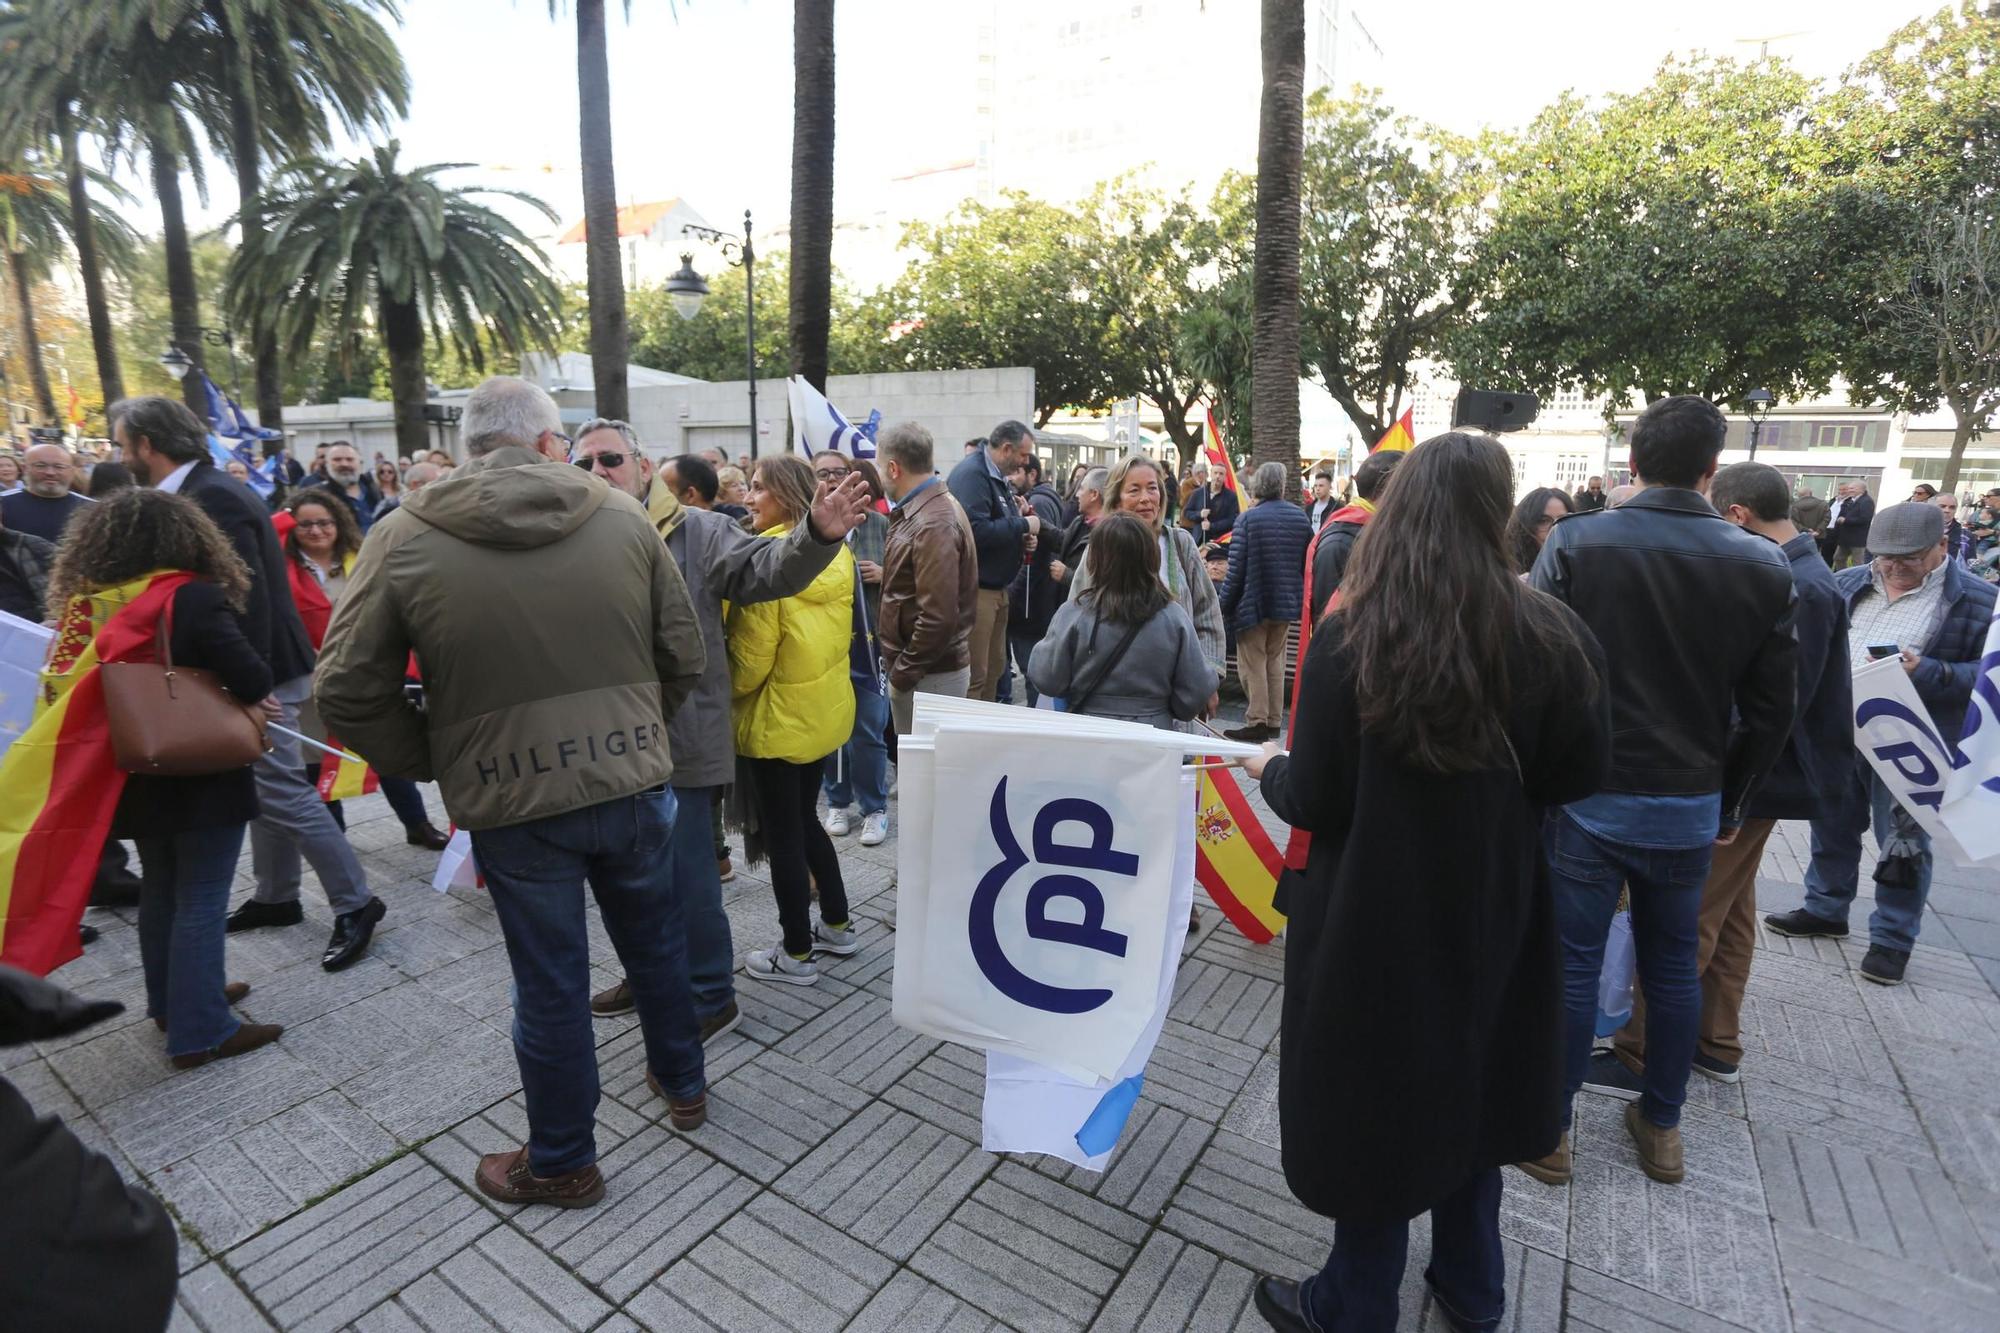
[5,384,1996,1329]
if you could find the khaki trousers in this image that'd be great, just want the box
[1236,620,1289,727]
[889,667,971,735]
[1614,817,1774,1068]
[968,587,1011,701]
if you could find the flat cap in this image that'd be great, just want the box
[1868,501,1946,557]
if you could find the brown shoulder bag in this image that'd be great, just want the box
[100,607,269,776]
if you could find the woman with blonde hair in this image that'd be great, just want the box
[728,454,859,986]
[1067,454,1226,714]
[34,490,282,1066]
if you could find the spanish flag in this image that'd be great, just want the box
[0,571,190,975]
[1201,409,1243,493]
[315,735,378,802]
[1372,408,1415,454]
[1193,762,1286,943]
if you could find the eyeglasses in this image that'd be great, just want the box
[814,467,848,481]
[576,452,628,471]
[1877,552,1931,568]
[294,519,337,531]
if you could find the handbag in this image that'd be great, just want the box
[100,606,269,776]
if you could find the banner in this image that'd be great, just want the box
[1193,763,1286,942]
[0,611,53,763]
[1372,408,1415,454]
[1851,650,2000,865]
[788,376,876,462]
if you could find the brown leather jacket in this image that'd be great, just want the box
[878,478,977,690]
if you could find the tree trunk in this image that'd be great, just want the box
[789,0,836,391]
[227,44,284,432]
[380,296,431,461]
[1942,402,1974,494]
[56,98,124,407]
[577,0,629,422]
[150,132,208,418]
[7,254,57,424]
[1252,0,1305,499]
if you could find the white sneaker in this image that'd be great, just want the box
[813,920,861,955]
[823,806,853,837]
[860,811,889,846]
[745,947,819,986]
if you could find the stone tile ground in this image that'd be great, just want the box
[21,754,1998,1331]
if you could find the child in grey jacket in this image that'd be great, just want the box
[1028,512,1216,731]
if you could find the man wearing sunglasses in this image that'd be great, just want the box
[584,423,876,1043]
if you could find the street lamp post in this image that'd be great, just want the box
[1746,387,1774,460]
[158,327,244,402]
[665,209,758,455]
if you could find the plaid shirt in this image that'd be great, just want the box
[0,528,55,622]
[1847,558,1947,662]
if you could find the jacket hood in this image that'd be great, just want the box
[401,447,609,549]
[1325,503,1373,527]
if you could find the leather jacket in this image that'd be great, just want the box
[879,478,979,690]
[1530,487,1797,824]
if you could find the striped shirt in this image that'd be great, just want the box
[1848,559,1948,663]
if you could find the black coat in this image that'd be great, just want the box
[1260,609,1610,1223]
[178,461,315,684]
[1743,534,1852,821]
[1009,482,1065,634]
[109,581,274,840]
[1829,491,1875,549]
[947,450,1031,590]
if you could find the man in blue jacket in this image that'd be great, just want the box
[1601,463,1851,1089]
[947,420,1041,700]
[1768,501,1998,986]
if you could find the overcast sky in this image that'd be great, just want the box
[158,0,1935,241]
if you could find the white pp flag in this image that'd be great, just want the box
[1851,644,2000,865]
[0,611,54,762]
[896,726,1180,1082]
[787,376,875,461]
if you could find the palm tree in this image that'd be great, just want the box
[552,0,631,421]
[229,143,564,459]
[789,0,835,392]
[0,158,136,422]
[1252,0,1304,493]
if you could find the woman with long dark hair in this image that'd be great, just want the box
[39,490,282,1066]
[1243,433,1609,1332]
[1505,486,1574,575]
[276,489,449,849]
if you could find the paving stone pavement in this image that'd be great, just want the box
[21,763,1998,1331]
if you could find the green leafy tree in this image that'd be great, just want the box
[1832,4,2000,490]
[228,143,564,459]
[1177,264,1254,450]
[1449,56,1850,413]
[1291,92,1482,445]
[1253,0,1304,490]
[622,249,878,386]
[869,194,1120,425]
[0,158,134,423]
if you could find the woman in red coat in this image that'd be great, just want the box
[277,490,448,849]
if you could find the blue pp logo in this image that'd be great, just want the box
[968,777,1136,1014]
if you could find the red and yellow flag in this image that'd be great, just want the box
[1372,408,1415,454]
[315,734,378,802]
[1193,762,1286,943]
[1201,409,1242,493]
[0,571,190,975]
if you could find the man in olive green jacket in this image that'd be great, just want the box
[316,377,707,1211]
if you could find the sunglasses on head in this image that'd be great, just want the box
[576,452,628,470]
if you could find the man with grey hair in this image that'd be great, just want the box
[372,461,441,521]
[318,375,711,1209]
[573,418,650,500]
[1770,500,1997,985]
[1050,465,1108,600]
[880,421,978,734]
[0,442,92,542]
[1218,461,1313,741]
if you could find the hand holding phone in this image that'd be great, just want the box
[1866,643,1900,662]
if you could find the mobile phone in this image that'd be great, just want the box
[1867,643,1901,662]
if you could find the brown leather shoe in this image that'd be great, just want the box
[170,1021,282,1069]
[646,1070,708,1130]
[154,981,252,1031]
[590,979,634,1018]
[1625,1103,1684,1183]
[474,1147,604,1209]
[717,856,735,883]
[1517,1131,1572,1186]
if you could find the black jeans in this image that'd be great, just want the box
[745,756,848,955]
[1304,1168,1504,1332]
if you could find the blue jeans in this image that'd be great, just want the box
[1303,1168,1504,1332]
[471,787,704,1176]
[135,823,248,1058]
[670,785,734,1020]
[1803,756,1933,952]
[1547,812,1712,1130]
[823,686,890,815]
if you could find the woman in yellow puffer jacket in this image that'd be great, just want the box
[728,454,860,986]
